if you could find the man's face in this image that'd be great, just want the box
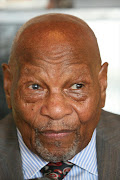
[4,25,107,162]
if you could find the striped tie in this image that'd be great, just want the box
[40,161,73,180]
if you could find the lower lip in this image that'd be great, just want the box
[41,132,73,138]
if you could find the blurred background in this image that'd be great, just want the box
[0,0,120,119]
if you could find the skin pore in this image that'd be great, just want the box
[2,13,108,162]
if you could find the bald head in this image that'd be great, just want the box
[9,13,101,70]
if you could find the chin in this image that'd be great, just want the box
[34,137,79,162]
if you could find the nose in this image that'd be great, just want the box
[40,92,73,120]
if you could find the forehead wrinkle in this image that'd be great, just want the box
[18,61,47,75]
[17,53,95,78]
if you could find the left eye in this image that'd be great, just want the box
[70,83,84,90]
[29,84,40,90]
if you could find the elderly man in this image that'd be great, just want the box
[0,13,120,180]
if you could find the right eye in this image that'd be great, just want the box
[70,83,84,90]
[29,84,41,90]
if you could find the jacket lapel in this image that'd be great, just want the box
[0,114,23,180]
[96,110,120,180]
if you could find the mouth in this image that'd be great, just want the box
[39,130,74,139]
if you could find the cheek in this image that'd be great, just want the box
[11,90,45,150]
[71,91,101,124]
[11,88,42,126]
[70,94,101,150]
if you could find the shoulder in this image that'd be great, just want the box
[0,113,17,141]
[0,114,23,180]
[97,110,120,149]
[0,113,15,129]
[98,110,120,130]
[0,113,13,125]
[100,109,120,122]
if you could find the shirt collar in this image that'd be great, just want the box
[17,129,48,179]
[69,129,98,176]
[17,128,97,179]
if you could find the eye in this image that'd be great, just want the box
[70,83,84,90]
[29,84,41,90]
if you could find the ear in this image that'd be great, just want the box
[98,62,108,108]
[2,63,12,109]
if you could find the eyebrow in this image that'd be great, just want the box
[19,62,92,81]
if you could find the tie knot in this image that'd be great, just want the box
[41,161,73,180]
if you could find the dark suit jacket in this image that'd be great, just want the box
[0,110,120,180]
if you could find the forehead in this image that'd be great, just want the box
[13,16,100,75]
[17,28,95,65]
[17,21,85,55]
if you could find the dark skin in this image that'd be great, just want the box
[2,13,108,162]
